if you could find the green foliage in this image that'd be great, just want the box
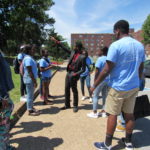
[0,0,55,54]
[45,28,70,60]
[142,14,150,45]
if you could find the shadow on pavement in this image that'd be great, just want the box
[11,121,53,136]
[11,136,63,150]
[132,116,150,149]
[40,106,60,115]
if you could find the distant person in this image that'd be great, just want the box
[50,37,86,112]
[22,45,40,116]
[0,50,15,150]
[80,49,94,102]
[17,45,27,101]
[90,20,145,150]
[87,46,108,118]
[39,49,54,105]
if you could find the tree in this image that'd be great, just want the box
[142,14,150,45]
[0,0,55,55]
[45,28,70,60]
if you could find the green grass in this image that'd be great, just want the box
[9,66,21,104]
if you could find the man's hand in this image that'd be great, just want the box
[90,87,95,95]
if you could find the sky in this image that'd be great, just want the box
[47,0,150,44]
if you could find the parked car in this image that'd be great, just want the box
[144,60,150,77]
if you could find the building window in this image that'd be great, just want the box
[85,43,88,46]
[91,43,94,46]
[79,35,83,38]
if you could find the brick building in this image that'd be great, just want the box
[71,29,135,56]
[131,30,150,56]
[71,33,114,56]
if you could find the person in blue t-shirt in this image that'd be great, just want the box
[87,46,108,119]
[80,50,94,102]
[17,45,27,101]
[91,20,145,150]
[23,44,40,116]
[39,49,54,105]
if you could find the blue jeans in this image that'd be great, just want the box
[25,82,34,110]
[80,75,91,96]
[92,81,108,111]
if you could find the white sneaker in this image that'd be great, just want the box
[101,112,107,118]
[87,112,99,118]
[20,96,27,102]
[81,96,86,101]
[89,97,93,103]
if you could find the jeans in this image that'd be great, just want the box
[25,82,34,110]
[93,81,108,111]
[80,75,91,96]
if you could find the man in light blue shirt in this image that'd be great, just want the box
[91,20,145,150]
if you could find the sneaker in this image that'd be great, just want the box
[94,142,112,150]
[121,138,134,150]
[20,96,27,102]
[101,112,107,118]
[116,124,125,132]
[89,97,93,103]
[87,112,99,118]
[81,96,86,101]
[73,107,78,113]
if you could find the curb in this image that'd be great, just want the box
[10,69,59,128]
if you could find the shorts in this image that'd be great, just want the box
[41,77,51,82]
[105,87,139,115]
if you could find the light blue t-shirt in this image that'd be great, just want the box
[17,53,26,61]
[39,58,51,78]
[95,56,109,82]
[80,56,93,77]
[23,55,38,84]
[95,56,107,72]
[107,36,145,91]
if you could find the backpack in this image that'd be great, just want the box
[13,57,20,74]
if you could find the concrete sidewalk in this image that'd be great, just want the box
[10,63,150,150]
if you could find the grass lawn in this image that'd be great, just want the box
[9,66,21,104]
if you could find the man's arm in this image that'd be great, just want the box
[91,60,114,93]
[50,37,71,54]
[139,62,144,79]
[27,66,37,88]
[94,68,99,81]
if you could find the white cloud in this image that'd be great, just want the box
[47,0,148,44]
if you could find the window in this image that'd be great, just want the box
[79,35,83,38]
[91,43,94,46]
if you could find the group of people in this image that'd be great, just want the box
[17,45,57,116]
[51,19,145,150]
[0,19,145,150]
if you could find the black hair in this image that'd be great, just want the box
[40,49,48,56]
[75,41,83,51]
[23,44,32,54]
[101,46,108,56]
[114,20,129,34]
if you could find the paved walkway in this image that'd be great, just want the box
[10,62,150,150]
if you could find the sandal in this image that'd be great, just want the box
[43,100,53,105]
